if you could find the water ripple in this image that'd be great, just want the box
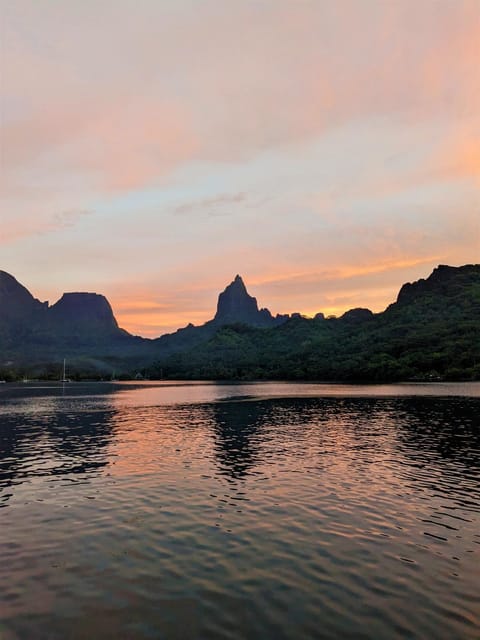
[0,382,479,639]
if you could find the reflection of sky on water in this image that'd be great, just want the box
[1,382,479,506]
[0,397,116,508]
[1,382,479,640]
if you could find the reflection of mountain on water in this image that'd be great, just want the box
[45,409,116,474]
[2,386,479,508]
[0,399,117,507]
[210,400,274,479]
[394,396,480,468]
[208,394,480,481]
[208,397,346,479]
[209,396,386,478]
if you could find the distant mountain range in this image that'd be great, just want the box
[0,271,293,378]
[1,264,479,381]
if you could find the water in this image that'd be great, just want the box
[1,381,479,639]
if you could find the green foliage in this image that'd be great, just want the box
[150,265,480,382]
[3,264,479,382]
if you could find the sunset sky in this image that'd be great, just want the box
[1,0,479,337]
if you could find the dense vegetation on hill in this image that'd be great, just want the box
[0,271,287,380]
[1,264,479,382]
[150,265,480,382]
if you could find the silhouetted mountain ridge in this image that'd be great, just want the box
[151,264,480,382]
[1,264,479,381]
[395,264,479,305]
[50,292,127,338]
[213,275,289,327]
[0,270,47,320]
[0,273,130,349]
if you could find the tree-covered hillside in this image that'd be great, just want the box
[1,264,479,381]
[151,265,480,382]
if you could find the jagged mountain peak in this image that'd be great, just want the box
[396,263,480,305]
[228,274,248,292]
[214,275,259,323]
[212,275,289,328]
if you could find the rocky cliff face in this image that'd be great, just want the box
[0,271,49,350]
[0,271,130,353]
[214,275,263,323]
[49,292,123,337]
[1,271,290,357]
[1,264,479,378]
[396,264,479,305]
[0,270,47,320]
[213,275,286,327]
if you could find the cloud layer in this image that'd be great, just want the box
[1,1,479,335]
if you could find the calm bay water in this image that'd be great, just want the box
[1,381,479,639]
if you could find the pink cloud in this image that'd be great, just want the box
[2,1,479,194]
[1,1,478,336]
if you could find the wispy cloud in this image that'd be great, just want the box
[52,208,92,229]
[3,1,478,194]
[0,209,93,243]
[1,1,478,335]
[172,192,246,216]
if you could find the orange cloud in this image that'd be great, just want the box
[249,256,443,289]
[3,0,479,194]
[106,255,448,337]
[438,136,480,186]
[1,1,478,337]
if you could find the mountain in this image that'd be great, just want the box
[150,275,289,357]
[153,264,480,382]
[0,271,48,347]
[0,276,132,346]
[395,264,479,306]
[1,264,479,381]
[0,270,47,321]
[0,273,145,378]
[215,275,258,322]
[0,271,288,377]
[49,293,128,341]
[213,275,287,327]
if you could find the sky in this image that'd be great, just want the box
[1,0,479,337]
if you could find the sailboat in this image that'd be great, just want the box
[61,359,71,383]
